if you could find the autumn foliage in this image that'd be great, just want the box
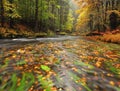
[86,28,120,44]
[101,33,120,43]
[0,26,33,38]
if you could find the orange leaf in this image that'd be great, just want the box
[109,81,115,86]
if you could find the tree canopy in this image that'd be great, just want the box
[0,0,74,32]
[0,0,120,37]
[75,0,120,32]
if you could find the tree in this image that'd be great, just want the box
[0,0,5,27]
[35,0,39,31]
[65,9,74,32]
[75,0,120,32]
[0,0,72,33]
[9,0,14,28]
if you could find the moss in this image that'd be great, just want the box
[59,32,67,35]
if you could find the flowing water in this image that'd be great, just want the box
[0,36,120,91]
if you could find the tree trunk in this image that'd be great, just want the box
[109,12,118,30]
[52,4,55,31]
[0,0,5,27]
[35,0,39,32]
[9,0,14,28]
[40,0,43,31]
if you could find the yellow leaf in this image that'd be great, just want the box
[93,51,99,55]
[95,61,102,67]
[17,49,25,53]
[72,67,78,72]
[12,54,16,58]
[109,81,115,86]
[107,73,113,77]
[80,77,87,84]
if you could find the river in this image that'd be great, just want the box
[0,36,120,91]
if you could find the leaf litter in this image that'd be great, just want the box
[0,37,120,91]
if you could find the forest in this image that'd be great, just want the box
[0,0,120,91]
[0,0,120,38]
[0,0,74,37]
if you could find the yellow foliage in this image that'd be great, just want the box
[75,1,91,30]
[0,27,17,37]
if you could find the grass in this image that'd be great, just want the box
[105,62,120,75]
[0,73,35,91]
[74,61,94,69]
[68,72,92,91]
[37,75,53,91]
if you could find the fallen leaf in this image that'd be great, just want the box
[109,81,115,86]
[95,61,102,67]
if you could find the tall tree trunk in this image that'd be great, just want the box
[40,0,43,31]
[47,0,50,31]
[0,0,5,27]
[59,1,63,31]
[9,0,14,28]
[35,0,39,32]
[52,4,55,31]
[89,14,93,31]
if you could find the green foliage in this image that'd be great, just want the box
[74,61,94,69]
[17,73,35,91]
[59,31,67,35]
[35,32,47,37]
[47,30,55,37]
[41,65,51,72]
[1,0,72,34]
[115,87,120,91]
[16,59,26,66]
[68,72,92,91]
[105,62,120,75]
[1,58,9,68]
[65,10,74,32]
[10,74,17,91]
[0,73,35,91]
[4,0,21,18]
[56,5,60,9]
[38,75,53,91]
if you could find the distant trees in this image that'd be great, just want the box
[0,0,74,33]
[1,0,120,34]
[75,0,120,32]
[65,9,74,32]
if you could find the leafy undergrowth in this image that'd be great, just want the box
[100,33,120,43]
[86,30,120,44]
[0,26,57,38]
[0,38,120,91]
[0,27,33,38]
